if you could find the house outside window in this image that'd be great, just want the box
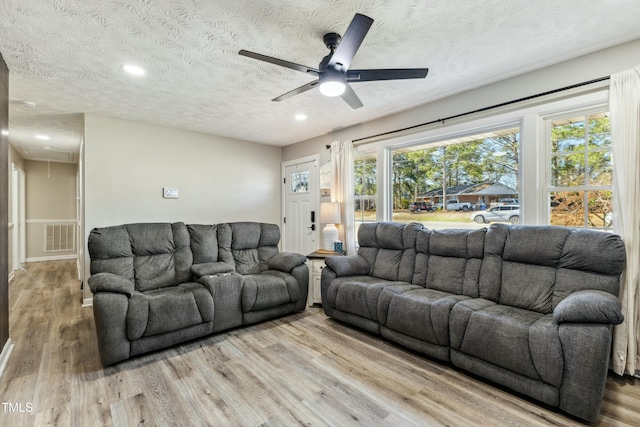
[546,111,612,229]
[389,127,520,230]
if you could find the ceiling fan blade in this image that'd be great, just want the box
[272,80,319,102]
[328,14,374,71]
[340,84,363,109]
[346,68,429,82]
[239,50,319,75]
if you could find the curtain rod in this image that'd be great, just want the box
[333,75,610,146]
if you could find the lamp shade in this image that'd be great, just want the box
[320,202,341,224]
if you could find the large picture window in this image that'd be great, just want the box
[547,111,612,228]
[349,90,611,233]
[390,127,520,230]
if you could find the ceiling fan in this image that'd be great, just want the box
[239,13,429,109]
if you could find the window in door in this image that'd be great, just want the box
[290,170,309,193]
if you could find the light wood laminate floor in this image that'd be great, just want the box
[1,260,639,426]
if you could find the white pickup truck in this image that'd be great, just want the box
[445,199,474,212]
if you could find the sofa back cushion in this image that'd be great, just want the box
[217,222,280,274]
[412,228,486,296]
[357,222,422,282]
[555,228,626,306]
[88,222,193,292]
[88,225,135,281]
[480,224,626,314]
[187,224,219,264]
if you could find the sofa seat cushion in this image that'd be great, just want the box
[241,273,294,312]
[126,283,213,340]
[379,286,471,346]
[326,276,409,322]
[450,301,563,387]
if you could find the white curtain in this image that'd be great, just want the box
[330,140,357,255]
[611,65,640,376]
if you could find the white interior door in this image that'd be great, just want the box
[282,157,319,255]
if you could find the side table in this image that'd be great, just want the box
[306,250,345,307]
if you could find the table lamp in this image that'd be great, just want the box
[320,202,341,251]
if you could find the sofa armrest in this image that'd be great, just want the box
[191,262,235,278]
[325,255,369,276]
[268,252,307,273]
[88,272,135,297]
[553,290,624,325]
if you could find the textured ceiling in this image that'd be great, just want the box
[2,0,640,163]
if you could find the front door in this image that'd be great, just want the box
[283,157,319,255]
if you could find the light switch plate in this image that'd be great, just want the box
[163,187,179,198]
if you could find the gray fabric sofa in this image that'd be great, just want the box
[88,221,308,366]
[321,222,626,422]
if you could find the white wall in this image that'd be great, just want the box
[83,114,282,302]
[283,38,640,162]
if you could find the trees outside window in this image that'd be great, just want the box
[354,155,377,225]
[548,112,612,228]
[390,128,520,224]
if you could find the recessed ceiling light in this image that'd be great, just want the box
[122,64,146,76]
[17,100,36,108]
[1,129,8,136]
[35,134,50,140]
[295,113,307,121]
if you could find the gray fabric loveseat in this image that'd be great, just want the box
[321,222,626,422]
[88,221,308,366]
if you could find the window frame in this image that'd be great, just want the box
[387,125,522,225]
[353,152,379,225]
[543,104,612,229]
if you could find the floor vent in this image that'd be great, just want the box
[45,224,76,252]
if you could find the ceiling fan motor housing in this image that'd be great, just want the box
[323,32,342,50]
[320,33,342,71]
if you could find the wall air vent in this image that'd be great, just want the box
[45,223,75,252]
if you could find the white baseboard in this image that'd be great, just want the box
[0,338,14,380]
[26,254,77,262]
[82,298,93,307]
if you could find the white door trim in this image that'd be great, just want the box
[281,154,320,253]
[18,168,26,265]
[10,163,25,272]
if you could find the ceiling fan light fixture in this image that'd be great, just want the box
[319,77,346,97]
